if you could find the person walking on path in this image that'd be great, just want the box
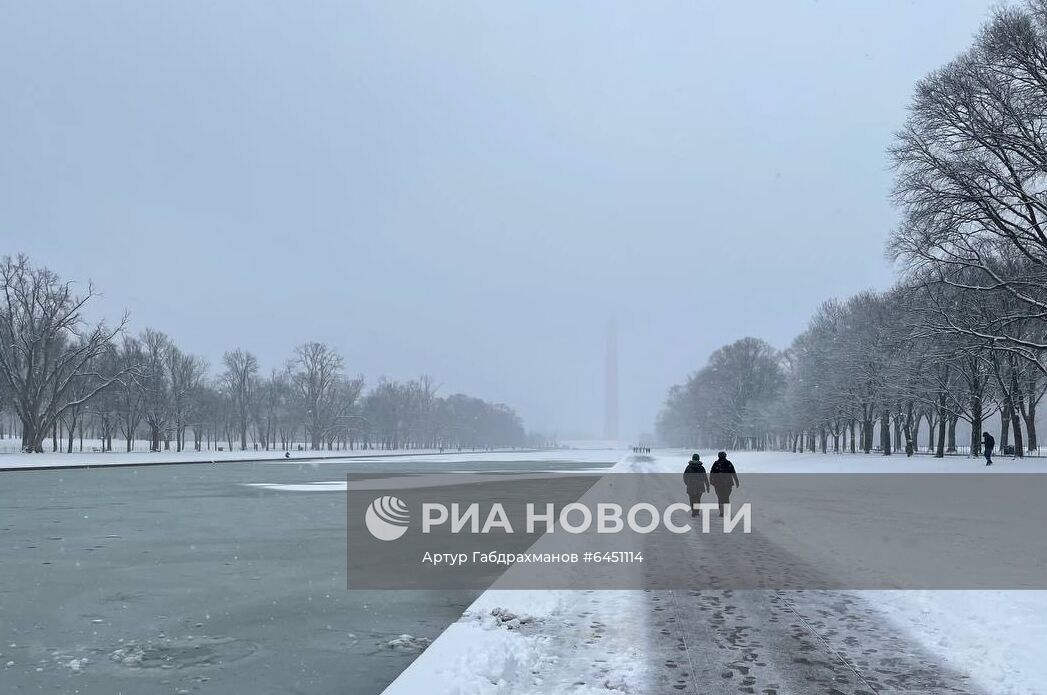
[682,454,710,518]
[983,431,995,466]
[710,451,740,517]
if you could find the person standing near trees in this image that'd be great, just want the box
[682,454,709,518]
[710,451,740,517]
[983,431,995,466]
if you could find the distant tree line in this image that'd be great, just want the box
[0,254,532,453]
[658,3,1047,458]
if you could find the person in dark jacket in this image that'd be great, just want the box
[709,451,740,517]
[682,454,710,517]
[983,431,995,466]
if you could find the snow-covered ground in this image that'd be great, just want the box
[633,447,1047,473]
[0,447,578,471]
[867,589,1047,695]
[0,437,163,455]
[381,449,1047,695]
[383,590,646,695]
[332,449,623,467]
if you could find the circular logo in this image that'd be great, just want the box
[365,495,410,541]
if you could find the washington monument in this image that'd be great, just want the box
[604,319,619,441]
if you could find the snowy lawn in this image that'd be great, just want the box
[0,447,573,471]
[381,449,1047,695]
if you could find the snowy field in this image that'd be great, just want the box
[382,449,1047,695]
[634,448,1047,473]
[0,447,581,471]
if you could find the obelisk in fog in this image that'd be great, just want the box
[604,319,619,441]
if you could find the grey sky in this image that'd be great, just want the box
[0,1,999,439]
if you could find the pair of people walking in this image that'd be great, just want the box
[682,451,739,518]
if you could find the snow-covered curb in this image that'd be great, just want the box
[381,451,642,695]
[381,590,645,695]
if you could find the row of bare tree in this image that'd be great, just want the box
[658,2,1047,457]
[657,290,1046,457]
[0,255,528,453]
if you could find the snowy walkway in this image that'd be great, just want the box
[382,451,1047,695]
[646,589,977,694]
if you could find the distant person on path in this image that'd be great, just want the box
[983,431,995,466]
[682,454,710,518]
[709,451,740,517]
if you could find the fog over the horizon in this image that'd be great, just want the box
[0,1,999,439]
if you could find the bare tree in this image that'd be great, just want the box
[289,342,345,450]
[113,337,147,451]
[890,4,1047,375]
[0,256,538,456]
[252,370,288,451]
[656,337,783,450]
[169,348,207,451]
[140,329,174,451]
[0,255,127,452]
[221,349,258,450]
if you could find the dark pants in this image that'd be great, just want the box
[985,446,994,464]
[687,493,703,516]
[714,486,732,515]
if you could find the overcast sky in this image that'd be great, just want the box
[0,1,1001,439]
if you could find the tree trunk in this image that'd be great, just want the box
[880,410,891,455]
[21,417,46,453]
[1022,397,1038,452]
[927,413,937,454]
[1001,401,1011,449]
[970,396,983,457]
[861,413,873,454]
[66,416,76,453]
[935,398,947,458]
[1010,403,1024,458]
